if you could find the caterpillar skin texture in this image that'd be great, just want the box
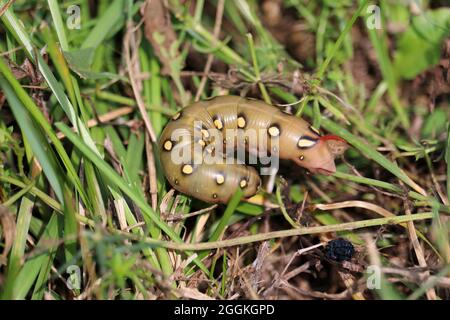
[159,95,347,204]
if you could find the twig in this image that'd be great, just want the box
[116,212,434,251]
[281,280,351,299]
[194,0,225,101]
[382,267,450,288]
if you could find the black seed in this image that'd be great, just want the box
[325,238,355,262]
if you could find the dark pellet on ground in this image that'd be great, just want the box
[325,238,355,262]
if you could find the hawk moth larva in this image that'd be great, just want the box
[159,95,347,203]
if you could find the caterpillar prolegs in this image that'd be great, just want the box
[159,95,348,203]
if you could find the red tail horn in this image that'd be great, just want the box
[320,134,347,143]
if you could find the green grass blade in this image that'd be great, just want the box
[367,22,409,128]
[81,0,124,50]
[446,123,450,204]
[271,88,426,196]
[13,213,59,299]
[322,119,426,196]
[0,74,65,202]
[1,197,34,299]
[209,188,244,242]
[47,0,69,50]
[0,4,100,156]
[0,57,89,206]
[316,0,369,79]
[56,122,209,274]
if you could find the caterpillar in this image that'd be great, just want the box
[159,95,348,204]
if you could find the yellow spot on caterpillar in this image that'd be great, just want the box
[237,116,246,128]
[310,126,320,135]
[216,174,225,185]
[163,140,173,151]
[240,179,247,188]
[198,139,206,147]
[201,129,210,139]
[298,137,317,148]
[268,126,280,137]
[212,193,218,199]
[172,112,181,121]
[182,164,193,175]
[213,118,223,130]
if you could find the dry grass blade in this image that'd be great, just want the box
[403,201,437,300]
[178,287,215,300]
[124,20,157,142]
[145,132,158,209]
[164,204,218,222]
[313,200,395,218]
[56,106,134,139]
[0,205,15,266]
[195,0,225,101]
[141,0,179,75]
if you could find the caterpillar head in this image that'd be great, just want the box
[293,134,348,175]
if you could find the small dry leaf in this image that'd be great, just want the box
[178,287,215,300]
